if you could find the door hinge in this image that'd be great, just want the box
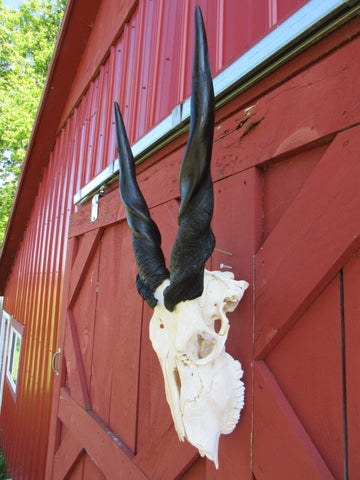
[91,194,100,222]
[91,186,105,222]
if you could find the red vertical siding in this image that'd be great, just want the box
[0,115,84,477]
[0,1,311,478]
[60,0,307,149]
[276,0,309,24]
[0,144,71,479]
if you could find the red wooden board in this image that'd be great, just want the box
[253,361,335,480]
[266,276,344,479]
[210,169,262,480]
[343,251,360,480]
[262,144,327,239]
[256,126,360,358]
[70,234,100,392]
[92,222,142,451]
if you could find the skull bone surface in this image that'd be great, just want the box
[115,6,250,469]
[150,270,249,468]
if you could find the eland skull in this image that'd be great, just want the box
[114,6,249,468]
[150,271,248,468]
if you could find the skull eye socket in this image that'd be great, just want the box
[187,331,216,361]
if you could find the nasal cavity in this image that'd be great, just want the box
[197,333,216,359]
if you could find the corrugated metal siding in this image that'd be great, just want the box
[115,0,270,143]
[0,1,309,478]
[0,135,73,479]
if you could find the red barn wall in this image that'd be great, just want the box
[2,0,352,478]
[46,14,360,477]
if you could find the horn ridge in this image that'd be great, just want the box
[163,6,215,311]
[178,6,214,220]
[115,102,169,308]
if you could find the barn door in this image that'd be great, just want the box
[253,125,360,479]
[45,126,360,479]
[45,187,199,480]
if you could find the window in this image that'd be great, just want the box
[6,319,24,398]
[0,309,10,411]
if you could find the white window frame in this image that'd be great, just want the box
[0,308,11,412]
[6,318,24,400]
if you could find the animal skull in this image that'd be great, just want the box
[115,6,250,468]
[150,270,249,468]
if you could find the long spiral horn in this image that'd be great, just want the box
[163,6,215,311]
[114,103,169,308]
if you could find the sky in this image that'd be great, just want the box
[3,0,22,8]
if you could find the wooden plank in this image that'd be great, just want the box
[134,205,198,479]
[255,125,360,358]
[179,458,206,480]
[58,387,147,480]
[88,225,119,432]
[134,416,198,480]
[52,433,83,480]
[70,239,100,391]
[212,32,360,179]
[68,228,103,307]
[135,202,178,452]
[64,311,91,410]
[93,223,143,451]
[136,302,173,452]
[266,276,344,480]
[342,250,360,480]
[66,455,85,480]
[253,361,335,480]
[82,453,106,480]
[208,169,262,480]
[262,144,327,239]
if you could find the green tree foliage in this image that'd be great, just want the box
[0,0,66,246]
[0,448,7,479]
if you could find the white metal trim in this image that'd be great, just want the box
[74,0,356,205]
